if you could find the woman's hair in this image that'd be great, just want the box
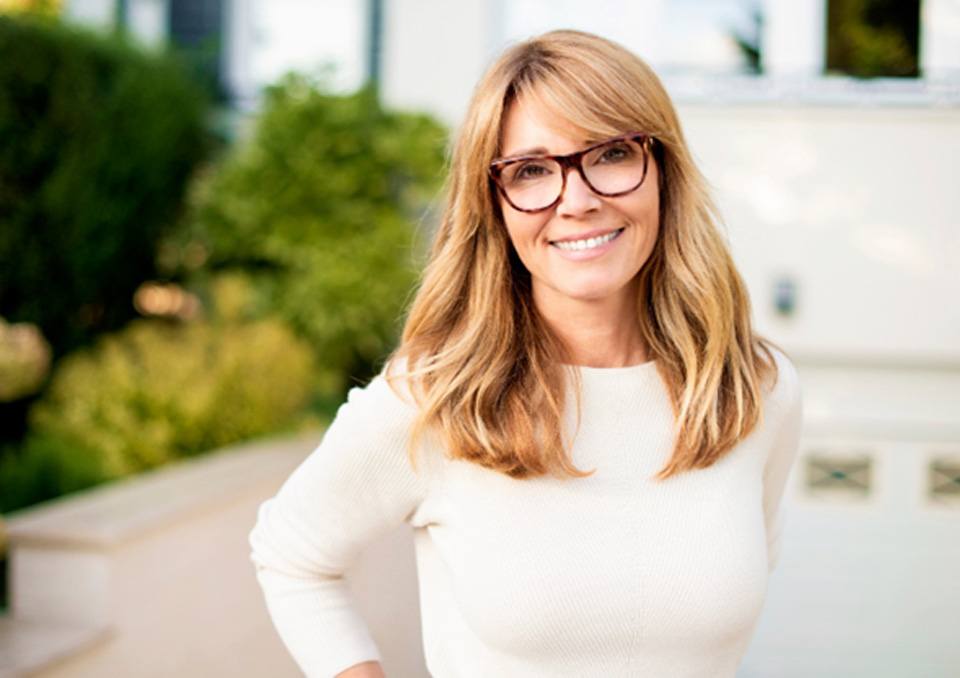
[386,29,780,480]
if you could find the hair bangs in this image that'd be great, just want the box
[508,62,645,144]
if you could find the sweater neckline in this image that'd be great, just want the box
[566,359,658,378]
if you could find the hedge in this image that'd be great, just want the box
[0,15,209,358]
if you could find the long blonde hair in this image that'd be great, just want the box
[386,29,780,481]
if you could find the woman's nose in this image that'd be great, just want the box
[556,167,602,216]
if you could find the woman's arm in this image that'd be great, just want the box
[249,369,428,677]
[762,350,803,573]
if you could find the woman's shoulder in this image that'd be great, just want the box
[760,342,802,419]
[314,355,442,484]
[336,356,419,428]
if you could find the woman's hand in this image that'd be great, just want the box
[335,660,386,678]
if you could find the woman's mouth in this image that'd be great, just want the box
[550,227,624,252]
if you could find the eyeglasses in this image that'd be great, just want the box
[488,133,654,213]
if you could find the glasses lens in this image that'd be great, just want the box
[583,137,647,195]
[499,158,563,211]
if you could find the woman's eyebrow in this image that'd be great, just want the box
[502,138,602,159]
[501,146,550,158]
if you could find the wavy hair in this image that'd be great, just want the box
[386,29,780,480]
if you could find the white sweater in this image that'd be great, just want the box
[248,350,802,677]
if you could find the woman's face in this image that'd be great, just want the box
[496,98,660,316]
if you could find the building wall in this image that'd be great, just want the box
[380,0,496,126]
[5,437,430,678]
[63,0,113,28]
[922,0,960,79]
[679,101,960,364]
[127,0,165,47]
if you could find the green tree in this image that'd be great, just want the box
[179,74,447,400]
[0,16,209,360]
[731,4,763,75]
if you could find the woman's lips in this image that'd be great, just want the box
[549,226,623,245]
[549,227,625,261]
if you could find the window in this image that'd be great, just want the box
[826,0,920,77]
[169,0,225,99]
[500,0,764,78]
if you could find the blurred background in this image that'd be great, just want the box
[0,0,957,676]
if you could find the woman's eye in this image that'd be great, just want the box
[598,144,632,163]
[514,162,551,181]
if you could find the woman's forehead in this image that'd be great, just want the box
[499,96,598,157]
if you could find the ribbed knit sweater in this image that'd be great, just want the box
[248,349,802,677]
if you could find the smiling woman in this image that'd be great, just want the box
[494,103,661,340]
[249,29,802,678]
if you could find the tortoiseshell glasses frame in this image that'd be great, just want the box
[488,132,654,213]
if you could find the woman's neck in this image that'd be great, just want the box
[533,283,648,368]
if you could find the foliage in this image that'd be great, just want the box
[0,15,208,359]
[177,74,447,399]
[0,317,51,401]
[826,0,919,78]
[0,431,105,514]
[731,5,763,75]
[0,0,60,16]
[26,274,318,482]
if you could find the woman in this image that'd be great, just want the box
[249,30,802,678]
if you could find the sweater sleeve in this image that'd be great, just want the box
[248,368,429,677]
[761,350,803,574]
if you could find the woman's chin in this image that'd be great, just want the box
[538,279,635,307]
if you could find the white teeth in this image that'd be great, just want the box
[552,229,621,251]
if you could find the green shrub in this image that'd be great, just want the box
[0,432,106,515]
[0,15,208,358]
[0,317,51,402]
[177,74,447,398]
[28,303,317,480]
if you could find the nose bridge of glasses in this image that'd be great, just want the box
[555,153,599,206]
[556,151,587,178]
[564,148,600,188]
